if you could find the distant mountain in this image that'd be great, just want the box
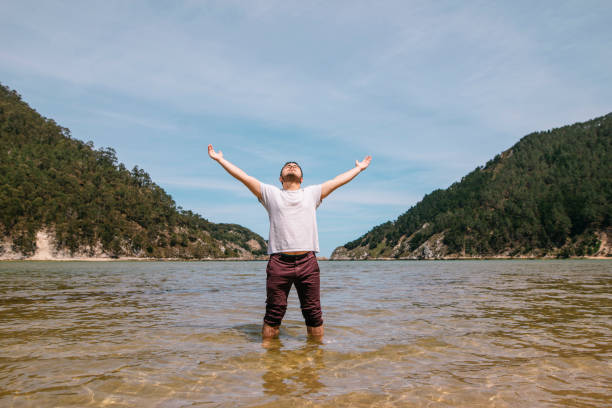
[332,113,611,259]
[0,83,266,260]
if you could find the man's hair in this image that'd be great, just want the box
[280,161,303,178]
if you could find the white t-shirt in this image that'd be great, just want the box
[258,182,322,254]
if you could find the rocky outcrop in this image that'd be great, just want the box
[0,228,267,261]
[330,228,612,260]
[0,229,117,260]
[594,228,612,257]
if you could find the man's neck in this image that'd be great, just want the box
[282,182,301,191]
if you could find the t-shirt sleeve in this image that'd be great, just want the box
[308,184,323,208]
[258,182,275,210]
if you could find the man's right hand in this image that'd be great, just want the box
[207,144,262,200]
[208,144,223,161]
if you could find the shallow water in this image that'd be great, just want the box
[0,260,610,407]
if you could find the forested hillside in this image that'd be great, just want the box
[332,113,611,259]
[0,83,266,259]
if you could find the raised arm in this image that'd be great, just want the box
[208,144,262,200]
[321,155,372,200]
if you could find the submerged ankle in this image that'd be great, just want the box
[262,323,280,339]
[307,325,324,338]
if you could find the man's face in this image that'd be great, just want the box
[280,163,302,183]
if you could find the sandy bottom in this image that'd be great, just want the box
[1,260,610,407]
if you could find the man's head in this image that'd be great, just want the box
[279,161,303,185]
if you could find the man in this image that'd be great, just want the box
[208,144,371,341]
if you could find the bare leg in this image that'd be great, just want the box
[262,323,280,340]
[307,324,324,341]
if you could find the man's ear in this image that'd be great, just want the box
[279,176,283,184]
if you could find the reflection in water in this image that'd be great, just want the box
[261,338,326,396]
[0,260,610,407]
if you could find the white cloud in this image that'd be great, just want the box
[323,188,420,207]
[3,1,609,159]
[84,108,178,132]
[157,177,250,196]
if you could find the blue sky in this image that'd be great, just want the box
[1,1,611,256]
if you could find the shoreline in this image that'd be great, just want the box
[1,256,609,262]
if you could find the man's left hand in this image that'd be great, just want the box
[356,155,372,171]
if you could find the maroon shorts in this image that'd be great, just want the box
[264,251,323,328]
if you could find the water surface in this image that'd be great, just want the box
[1,260,610,407]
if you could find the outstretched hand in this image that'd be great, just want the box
[356,155,372,171]
[208,144,223,161]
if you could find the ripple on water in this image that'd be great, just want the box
[0,260,610,407]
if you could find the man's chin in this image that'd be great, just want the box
[282,175,301,183]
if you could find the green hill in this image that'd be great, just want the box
[0,83,266,259]
[332,113,612,259]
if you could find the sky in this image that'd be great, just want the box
[1,0,611,256]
